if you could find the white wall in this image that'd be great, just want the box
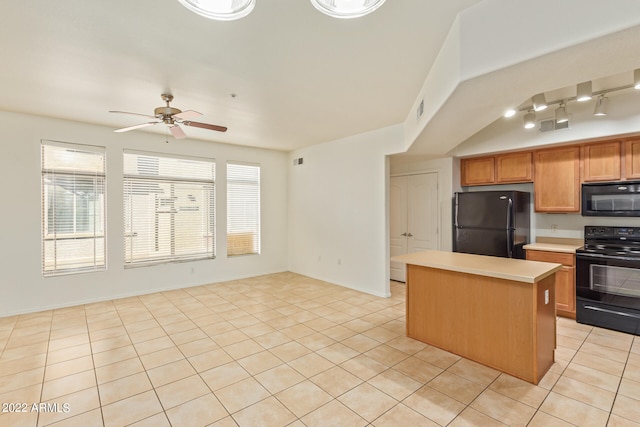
[288,125,404,298]
[0,111,289,316]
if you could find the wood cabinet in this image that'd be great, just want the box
[625,137,640,179]
[533,146,580,212]
[496,152,533,183]
[461,156,494,186]
[461,152,533,186]
[582,141,621,182]
[526,250,576,319]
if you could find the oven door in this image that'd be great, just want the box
[576,252,640,335]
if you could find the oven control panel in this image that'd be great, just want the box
[585,226,640,238]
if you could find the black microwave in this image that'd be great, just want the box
[582,181,640,216]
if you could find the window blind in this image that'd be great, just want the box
[227,162,261,256]
[123,151,215,266]
[42,141,106,276]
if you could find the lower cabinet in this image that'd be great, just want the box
[526,250,576,319]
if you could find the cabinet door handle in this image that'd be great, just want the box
[407,233,413,237]
[401,232,407,236]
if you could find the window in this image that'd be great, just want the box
[124,151,215,266]
[42,141,106,276]
[227,162,260,256]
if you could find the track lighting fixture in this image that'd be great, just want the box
[576,81,593,102]
[311,0,386,18]
[532,93,547,112]
[555,102,569,123]
[523,110,536,129]
[594,95,609,116]
[635,69,640,90]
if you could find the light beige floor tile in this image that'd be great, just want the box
[537,370,561,390]
[489,373,549,408]
[42,370,96,401]
[612,394,640,424]
[0,409,39,427]
[128,326,167,344]
[133,336,175,356]
[254,364,306,394]
[385,336,427,355]
[126,412,171,427]
[98,372,152,406]
[123,319,160,334]
[276,380,333,418]
[1,342,49,360]
[37,386,101,426]
[580,342,629,364]
[393,355,443,383]
[448,358,500,387]
[364,344,409,367]
[92,345,138,368]
[0,384,42,411]
[372,403,438,427]
[188,348,233,372]
[200,361,250,391]
[316,342,360,365]
[341,333,381,353]
[47,334,90,352]
[215,377,271,414]
[95,357,144,385]
[363,326,403,343]
[269,341,311,362]
[540,391,610,426]
[619,377,640,401]
[211,330,250,347]
[557,334,584,350]
[232,396,296,427]
[340,354,388,381]
[46,343,92,365]
[403,385,466,426]
[608,414,640,426]
[552,376,616,412]
[587,330,634,351]
[145,358,195,388]
[322,325,358,341]
[44,355,94,382]
[169,327,208,346]
[413,345,461,369]
[562,362,621,392]
[287,352,334,378]
[368,368,422,401]
[1,353,47,377]
[301,399,367,427]
[296,332,335,351]
[338,382,397,422]
[102,389,163,427]
[470,389,536,427]
[178,337,219,358]
[139,346,184,370]
[573,350,626,377]
[448,407,509,427]
[428,371,486,404]
[236,350,282,375]
[310,365,362,397]
[46,407,103,427]
[223,339,265,360]
[527,411,574,427]
[165,393,229,427]
[155,374,210,409]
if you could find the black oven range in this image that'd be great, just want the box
[576,226,640,335]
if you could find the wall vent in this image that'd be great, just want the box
[539,119,569,132]
[293,157,304,166]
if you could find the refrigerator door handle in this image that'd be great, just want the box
[506,198,513,258]
[454,193,459,227]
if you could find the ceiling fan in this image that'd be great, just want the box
[110,94,227,139]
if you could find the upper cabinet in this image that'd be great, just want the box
[461,152,532,186]
[625,137,640,180]
[496,152,533,183]
[582,141,621,182]
[461,156,494,186]
[533,146,580,213]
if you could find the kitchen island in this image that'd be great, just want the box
[392,250,562,384]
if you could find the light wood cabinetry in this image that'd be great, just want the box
[625,137,640,179]
[461,156,494,186]
[533,146,581,212]
[496,151,533,183]
[526,250,576,319]
[461,152,533,186]
[582,141,621,182]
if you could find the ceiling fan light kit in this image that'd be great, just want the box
[110,94,227,139]
[177,0,386,20]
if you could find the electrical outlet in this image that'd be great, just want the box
[551,224,558,233]
[544,289,549,305]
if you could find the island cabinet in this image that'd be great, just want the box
[533,146,580,212]
[461,152,533,186]
[526,250,576,319]
[582,141,621,182]
[394,250,560,384]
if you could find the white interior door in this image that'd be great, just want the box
[390,176,408,282]
[390,173,439,282]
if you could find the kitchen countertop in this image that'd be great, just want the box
[523,237,583,254]
[392,250,562,284]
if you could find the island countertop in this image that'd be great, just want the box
[392,250,562,283]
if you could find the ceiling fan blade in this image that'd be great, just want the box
[182,121,228,133]
[173,110,202,120]
[109,110,157,119]
[114,122,159,133]
[169,124,187,139]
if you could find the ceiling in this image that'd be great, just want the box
[0,0,480,151]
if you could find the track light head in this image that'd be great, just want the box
[634,69,640,90]
[594,95,609,116]
[577,81,592,102]
[523,110,536,129]
[532,93,547,112]
[555,103,569,123]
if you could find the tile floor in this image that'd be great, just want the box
[0,272,639,427]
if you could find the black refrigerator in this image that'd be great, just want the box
[453,191,530,259]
